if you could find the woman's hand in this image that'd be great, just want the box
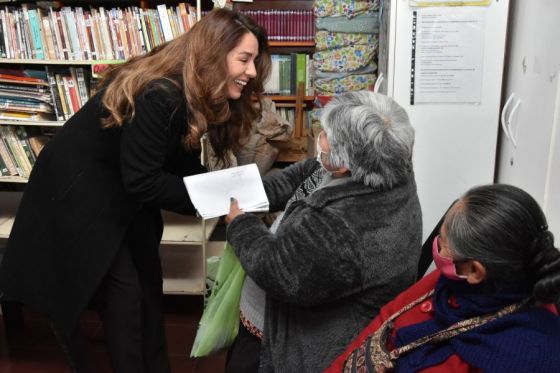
[225,197,244,224]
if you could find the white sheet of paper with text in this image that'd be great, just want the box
[412,8,485,104]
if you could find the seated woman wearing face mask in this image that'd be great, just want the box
[327,184,560,373]
[224,91,423,372]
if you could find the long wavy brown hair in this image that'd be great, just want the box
[99,8,271,163]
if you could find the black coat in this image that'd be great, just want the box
[0,80,206,336]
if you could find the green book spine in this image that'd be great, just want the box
[296,53,307,86]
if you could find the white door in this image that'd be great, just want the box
[543,80,560,239]
[496,0,560,237]
[387,0,510,239]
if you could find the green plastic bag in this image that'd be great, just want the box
[204,255,221,308]
[190,242,246,357]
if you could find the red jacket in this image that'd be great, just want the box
[326,270,558,373]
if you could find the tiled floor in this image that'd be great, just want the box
[0,296,226,373]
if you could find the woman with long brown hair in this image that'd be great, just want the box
[0,8,270,372]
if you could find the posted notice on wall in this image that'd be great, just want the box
[410,8,485,105]
[410,0,491,6]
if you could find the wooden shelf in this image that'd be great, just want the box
[0,176,28,184]
[268,41,315,48]
[0,195,218,244]
[266,95,314,102]
[0,58,125,66]
[0,192,222,295]
[161,240,225,295]
[160,211,218,245]
[0,191,21,240]
[0,120,65,127]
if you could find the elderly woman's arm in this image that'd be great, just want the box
[227,202,363,307]
[262,158,319,212]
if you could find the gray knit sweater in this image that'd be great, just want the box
[227,158,422,372]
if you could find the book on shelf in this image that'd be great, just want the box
[0,12,6,58]
[44,66,64,121]
[0,72,47,86]
[98,7,114,60]
[0,89,51,103]
[48,6,64,60]
[73,67,89,109]
[41,10,57,60]
[0,131,18,176]
[27,8,45,59]
[296,53,307,91]
[15,125,36,166]
[83,9,98,60]
[239,9,315,42]
[183,163,269,219]
[0,110,54,122]
[0,82,49,94]
[0,150,8,176]
[27,131,49,157]
[74,7,91,61]
[0,3,202,62]
[157,4,174,42]
[62,6,82,60]
[62,75,79,115]
[54,7,71,60]
[0,97,52,113]
[52,73,70,120]
[0,125,26,177]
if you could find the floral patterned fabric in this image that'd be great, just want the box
[315,31,378,51]
[314,0,380,19]
[316,13,379,33]
[315,73,376,95]
[313,44,376,72]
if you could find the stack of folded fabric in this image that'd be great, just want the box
[311,0,380,130]
[313,0,380,96]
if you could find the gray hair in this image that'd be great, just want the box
[320,91,415,189]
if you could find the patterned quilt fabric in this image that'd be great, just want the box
[313,44,377,72]
[316,13,379,33]
[315,73,377,95]
[315,31,378,52]
[314,0,380,19]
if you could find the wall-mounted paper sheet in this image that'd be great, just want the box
[410,0,491,6]
[411,8,485,104]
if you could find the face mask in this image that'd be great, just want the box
[432,235,467,281]
[316,135,328,170]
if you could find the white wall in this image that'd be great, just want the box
[388,0,510,240]
[496,0,560,239]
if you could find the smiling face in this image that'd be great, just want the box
[226,32,259,100]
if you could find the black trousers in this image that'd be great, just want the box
[225,322,261,373]
[58,210,171,373]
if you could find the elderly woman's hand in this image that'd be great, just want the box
[225,197,244,224]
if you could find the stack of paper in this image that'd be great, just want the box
[183,163,269,219]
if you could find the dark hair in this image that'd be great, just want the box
[444,184,560,303]
[100,8,271,165]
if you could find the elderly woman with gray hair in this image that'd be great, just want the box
[224,91,423,372]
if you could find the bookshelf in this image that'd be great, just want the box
[0,0,317,293]
[235,0,316,162]
[0,1,222,296]
[0,191,223,295]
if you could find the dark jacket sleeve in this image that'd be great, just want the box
[227,200,363,307]
[263,158,319,212]
[119,85,196,214]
